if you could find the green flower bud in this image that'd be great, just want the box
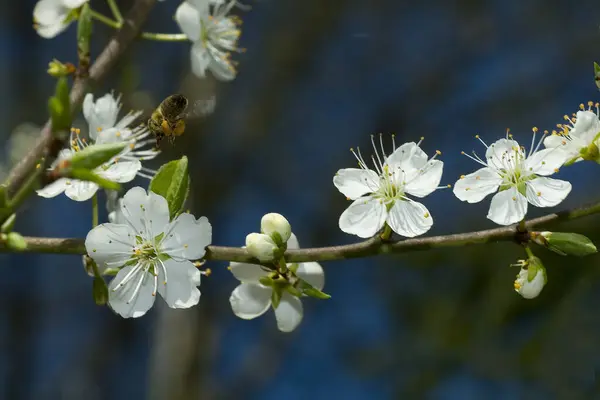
[246,233,278,262]
[260,213,291,245]
[47,59,75,77]
[5,232,27,251]
[531,231,597,256]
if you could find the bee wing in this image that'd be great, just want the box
[181,96,217,120]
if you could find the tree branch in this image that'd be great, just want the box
[4,0,157,196]
[2,200,599,262]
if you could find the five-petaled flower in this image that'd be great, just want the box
[33,0,88,39]
[544,102,600,164]
[333,135,444,238]
[175,0,243,81]
[453,132,571,226]
[85,187,212,318]
[229,233,324,332]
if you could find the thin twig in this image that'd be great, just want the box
[2,199,599,262]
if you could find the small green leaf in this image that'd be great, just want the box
[69,142,127,170]
[92,276,109,305]
[6,232,27,251]
[149,156,190,219]
[1,213,16,233]
[69,168,121,191]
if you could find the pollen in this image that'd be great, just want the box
[588,101,594,107]
[203,268,212,277]
[514,281,521,290]
[129,143,135,149]
[35,163,41,169]
[184,244,189,249]
[97,127,102,132]
[460,175,465,179]
[423,212,430,218]
[537,191,541,196]
[435,150,441,155]
[116,131,121,137]
[532,127,538,133]
[475,176,480,180]
[465,187,470,191]
[346,197,351,201]
[554,168,559,173]
[227,265,232,271]
[512,196,516,201]
[580,103,585,110]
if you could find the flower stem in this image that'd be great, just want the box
[92,194,98,228]
[106,0,124,24]
[380,223,392,240]
[524,246,535,259]
[140,32,188,41]
[90,10,121,29]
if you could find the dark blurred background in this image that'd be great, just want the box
[2,0,600,399]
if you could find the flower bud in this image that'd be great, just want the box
[514,256,546,299]
[6,232,27,251]
[246,233,279,262]
[47,59,76,77]
[261,213,291,245]
[531,231,597,256]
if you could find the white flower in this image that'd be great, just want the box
[261,213,292,243]
[453,133,571,226]
[229,234,324,332]
[175,0,242,81]
[333,135,444,238]
[246,233,279,262]
[106,190,125,224]
[544,103,600,163]
[514,259,546,299]
[85,187,212,318]
[33,0,88,38]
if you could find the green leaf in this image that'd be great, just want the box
[297,279,331,300]
[69,168,121,191]
[69,142,127,170]
[6,232,27,251]
[149,156,190,219]
[545,232,597,257]
[92,276,109,305]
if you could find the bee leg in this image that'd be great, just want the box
[155,133,164,148]
[173,119,186,137]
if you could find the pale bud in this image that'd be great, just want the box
[514,256,546,299]
[261,213,291,245]
[246,233,279,262]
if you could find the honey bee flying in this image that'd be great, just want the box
[147,94,216,146]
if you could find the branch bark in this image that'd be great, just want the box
[5,0,157,196]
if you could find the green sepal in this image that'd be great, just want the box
[259,276,274,287]
[92,276,109,305]
[271,285,283,309]
[284,285,303,297]
[69,168,121,191]
[5,232,27,251]
[544,232,597,257]
[297,279,331,300]
[1,213,16,233]
[149,156,190,219]
[594,62,600,90]
[69,142,126,170]
[49,77,71,134]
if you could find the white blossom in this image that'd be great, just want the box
[229,234,324,332]
[544,103,600,163]
[514,261,546,299]
[175,0,242,81]
[453,133,571,226]
[261,213,292,243]
[245,233,279,262]
[333,135,444,238]
[85,187,212,318]
[33,0,88,38]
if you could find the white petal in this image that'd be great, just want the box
[95,127,130,144]
[157,259,201,308]
[296,262,324,291]
[287,232,299,250]
[487,187,527,226]
[115,111,142,130]
[85,223,136,269]
[524,148,568,176]
[525,177,572,208]
[108,266,156,318]
[190,43,211,78]
[485,138,523,171]
[36,20,68,38]
[34,0,68,38]
[385,142,426,173]
[274,293,303,333]
[175,1,201,41]
[93,93,120,128]
[229,283,272,319]
[387,200,433,237]
[230,262,268,283]
[338,196,387,238]
[162,214,212,260]
[96,160,141,183]
[333,168,379,200]
[515,267,546,299]
[65,180,99,201]
[120,187,169,238]
[405,159,443,198]
[63,0,88,7]
[36,178,67,198]
[208,55,236,81]
[572,110,600,143]
[453,167,501,203]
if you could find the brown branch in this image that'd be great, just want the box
[2,199,599,262]
[5,0,157,196]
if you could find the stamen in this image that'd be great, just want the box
[475,135,488,148]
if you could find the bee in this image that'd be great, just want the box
[147,94,216,146]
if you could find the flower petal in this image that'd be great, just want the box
[230,262,268,283]
[287,232,299,250]
[65,180,99,201]
[453,167,501,203]
[108,266,156,318]
[229,283,272,320]
[296,262,324,291]
[524,148,568,176]
[85,223,136,269]
[274,293,303,333]
[157,259,201,309]
[207,54,236,81]
[387,200,433,237]
[175,1,201,41]
[525,177,572,208]
[385,142,426,173]
[97,160,141,183]
[161,214,212,260]
[405,159,443,198]
[338,196,387,238]
[33,0,68,38]
[63,0,88,8]
[485,138,522,171]
[333,168,379,200]
[572,110,600,143]
[487,187,527,225]
[120,187,170,238]
[36,178,68,198]
[190,43,211,78]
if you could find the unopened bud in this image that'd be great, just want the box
[47,59,75,77]
[246,233,278,262]
[92,276,109,305]
[513,256,546,299]
[5,232,27,251]
[532,231,597,256]
[261,213,291,245]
